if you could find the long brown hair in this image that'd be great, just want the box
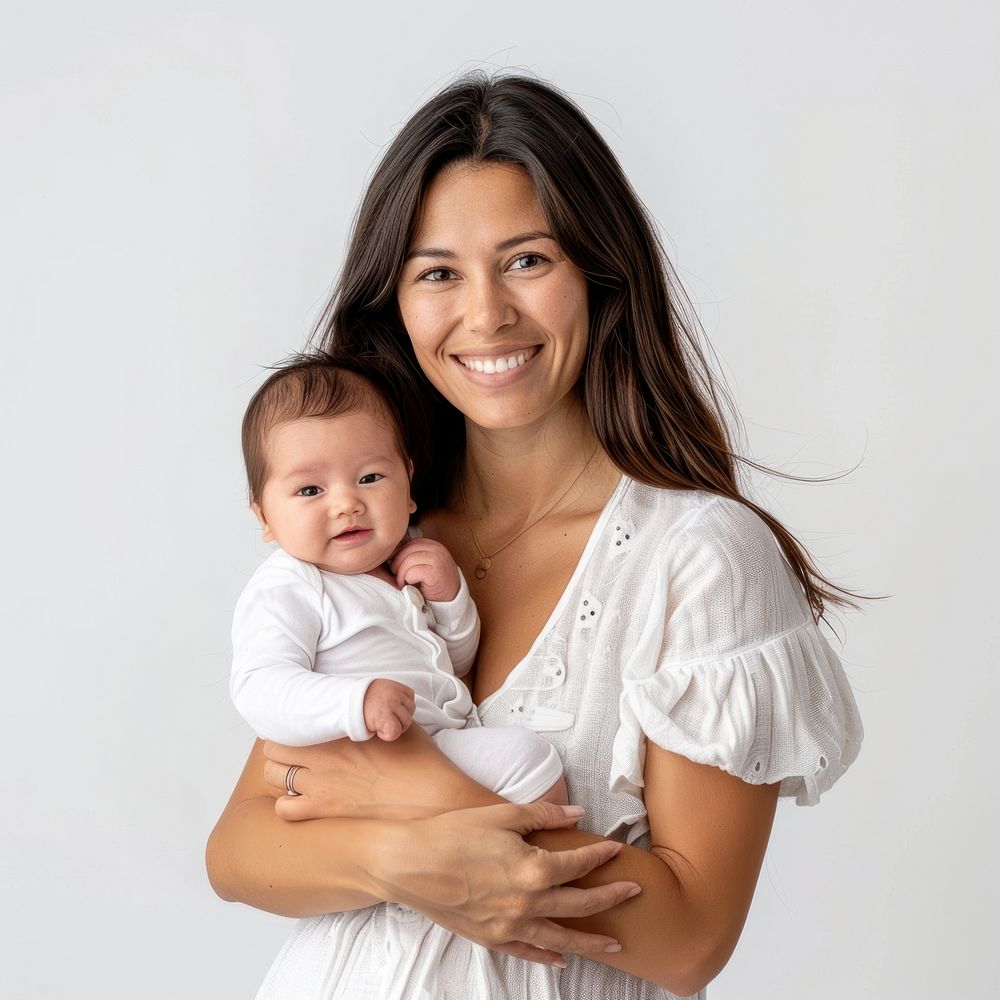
[315,72,856,621]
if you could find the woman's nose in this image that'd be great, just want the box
[463,274,516,336]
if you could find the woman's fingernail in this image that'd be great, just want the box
[603,943,623,953]
[560,805,585,816]
[627,885,642,898]
[554,957,568,968]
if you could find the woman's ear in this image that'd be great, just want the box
[251,501,275,543]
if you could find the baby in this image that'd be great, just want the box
[231,353,565,806]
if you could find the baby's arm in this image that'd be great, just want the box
[391,538,480,676]
[231,559,376,745]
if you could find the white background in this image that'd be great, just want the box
[2,2,997,997]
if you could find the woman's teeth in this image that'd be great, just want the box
[458,347,537,374]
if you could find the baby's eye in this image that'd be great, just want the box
[358,473,384,485]
[296,485,322,497]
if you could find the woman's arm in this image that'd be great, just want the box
[535,743,780,995]
[229,729,778,991]
[205,729,641,965]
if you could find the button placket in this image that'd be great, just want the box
[402,585,431,628]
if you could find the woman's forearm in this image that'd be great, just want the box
[206,732,504,917]
[528,828,714,995]
[206,733,639,964]
[206,793,385,917]
[535,746,782,995]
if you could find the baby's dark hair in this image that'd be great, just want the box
[242,351,413,506]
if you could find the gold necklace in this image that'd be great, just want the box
[460,446,598,580]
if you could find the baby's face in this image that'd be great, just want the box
[253,408,416,575]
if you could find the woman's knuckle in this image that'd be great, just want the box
[515,920,538,944]
[520,855,550,890]
[509,892,534,921]
[486,918,512,943]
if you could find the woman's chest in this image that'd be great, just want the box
[469,531,588,702]
[422,506,603,701]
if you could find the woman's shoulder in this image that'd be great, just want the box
[618,480,812,638]
[620,479,771,557]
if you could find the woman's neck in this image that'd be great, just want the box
[459,398,616,523]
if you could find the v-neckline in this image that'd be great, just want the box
[477,474,630,712]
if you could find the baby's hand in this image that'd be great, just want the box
[390,538,461,602]
[363,679,416,741]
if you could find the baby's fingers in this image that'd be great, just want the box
[375,710,404,741]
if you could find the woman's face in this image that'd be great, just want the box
[396,162,589,433]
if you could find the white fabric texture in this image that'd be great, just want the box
[433,726,564,805]
[254,479,864,1000]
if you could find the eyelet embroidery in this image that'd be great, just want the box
[576,593,603,629]
[610,520,634,553]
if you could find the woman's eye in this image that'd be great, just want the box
[296,486,322,497]
[358,473,384,485]
[509,252,546,271]
[419,267,455,282]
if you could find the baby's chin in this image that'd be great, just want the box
[314,540,404,579]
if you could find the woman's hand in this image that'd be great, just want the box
[376,800,641,966]
[260,730,643,965]
[262,726,499,821]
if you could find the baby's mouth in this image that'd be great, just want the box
[333,527,372,542]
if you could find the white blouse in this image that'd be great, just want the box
[255,478,863,1000]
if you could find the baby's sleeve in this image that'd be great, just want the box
[230,554,374,745]
[610,497,863,807]
[427,569,481,677]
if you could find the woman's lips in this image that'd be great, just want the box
[452,345,541,382]
[455,345,539,373]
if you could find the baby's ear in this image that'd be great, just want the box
[251,501,274,542]
[406,460,417,514]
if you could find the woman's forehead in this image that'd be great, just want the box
[410,162,547,248]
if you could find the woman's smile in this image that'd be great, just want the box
[454,344,541,378]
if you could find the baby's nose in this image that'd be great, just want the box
[333,491,364,515]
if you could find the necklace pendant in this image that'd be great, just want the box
[474,557,492,580]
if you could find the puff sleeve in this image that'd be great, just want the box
[610,497,863,806]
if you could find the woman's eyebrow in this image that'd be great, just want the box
[404,246,455,261]
[495,231,555,251]
[404,231,555,261]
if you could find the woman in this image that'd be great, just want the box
[207,73,863,999]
